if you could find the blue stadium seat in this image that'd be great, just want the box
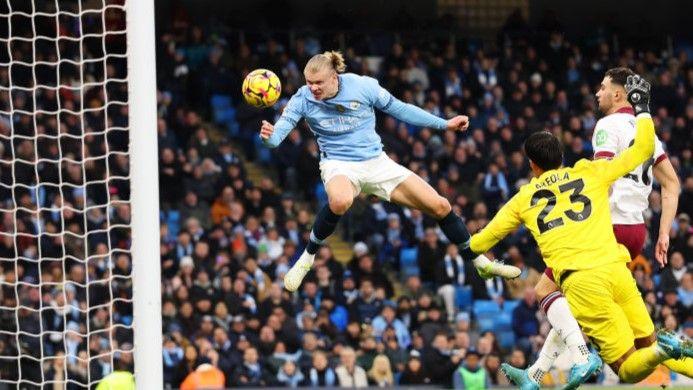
[477,315,495,333]
[399,247,418,268]
[498,331,516,350]
[211,94,231,108]
[167,210,180,237]
[455,286,472,310]
[502,299,520,314]
[653,274,661,288]
[402,265,420,278]
[493,312,513,332]
[473,300,500,317]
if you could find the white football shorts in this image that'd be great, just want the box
[319,152,413,201]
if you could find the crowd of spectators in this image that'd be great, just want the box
[0,2,690,389]
[152,8,693,388]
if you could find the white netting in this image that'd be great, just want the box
[0,0,134,388]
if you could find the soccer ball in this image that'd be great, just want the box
[242,69,281,108]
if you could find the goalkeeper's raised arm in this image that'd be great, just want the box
[598,75,656,184]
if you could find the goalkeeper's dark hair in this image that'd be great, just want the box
[605,67,635,87]
[524,131,564,171]
[305,50,346,74]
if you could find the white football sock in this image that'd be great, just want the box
[528,328,564,384]
[543,292,590,365]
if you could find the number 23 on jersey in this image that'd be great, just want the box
[530,178,593,234]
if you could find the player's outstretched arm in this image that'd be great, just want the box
[381,97,469,132]
[653,159,680,266]
[600,75,655,183]
[260,93,304,148]
[365,76,468,132]
[469,195,522,255]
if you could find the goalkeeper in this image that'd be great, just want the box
[259,50,520,292]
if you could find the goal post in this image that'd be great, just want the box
[125,0,162,388]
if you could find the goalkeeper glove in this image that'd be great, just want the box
[625,74,651,115]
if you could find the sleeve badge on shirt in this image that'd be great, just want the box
[595,129,607,146]
[336,104,346,113]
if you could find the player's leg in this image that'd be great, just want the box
[616,266,693,378]
[502,328,564,390]
[388,172,519,279]
[305,175,355,253]
[634,334,693,377]
[559,266,638,375]
[536,272,591,370]
[504,272,599,389]
[284,170,358,292]
[603,263,690,382]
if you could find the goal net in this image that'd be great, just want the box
[0,0,160,388]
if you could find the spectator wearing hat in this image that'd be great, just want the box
[399,350,430,385]
[452,348,490,389]
[339,271,359,305]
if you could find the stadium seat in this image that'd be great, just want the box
[402,265,420,278]
[493,312,513,332]
[210,94,233,123]
[503,299,520,314]
[476,314,495,332]
[455,285,473,311]
[498,331,516,350]
[473,300,500,317]
[399,247,418,268]
[167,210,181,237]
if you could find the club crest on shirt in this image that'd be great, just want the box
[350,101,360,110]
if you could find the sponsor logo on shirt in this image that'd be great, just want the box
[595,129,607,146]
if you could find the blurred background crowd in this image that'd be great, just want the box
[0,0,690,388]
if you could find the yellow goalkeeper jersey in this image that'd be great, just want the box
[470,115,655,275]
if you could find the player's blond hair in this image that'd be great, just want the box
[305,50,346,74]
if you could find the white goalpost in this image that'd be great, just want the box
[0,0,161,388]
[126,0,162,388]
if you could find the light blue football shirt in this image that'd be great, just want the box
[263,73,448,161]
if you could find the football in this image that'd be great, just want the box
[242,69,281,108]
